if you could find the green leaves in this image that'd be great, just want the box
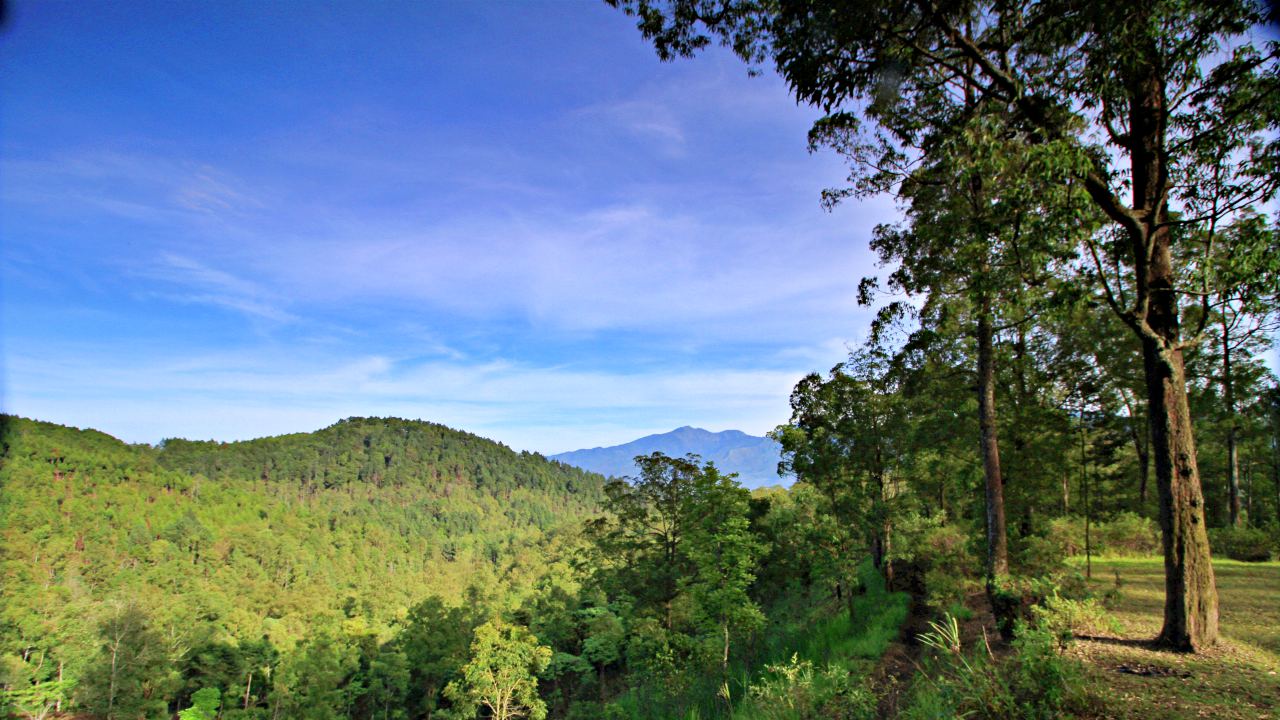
[443,619,552,720]
[176,687,220,720]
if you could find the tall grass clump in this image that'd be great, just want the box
[901,612,1088,720]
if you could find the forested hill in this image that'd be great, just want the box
[155,416,603,502]
[0,415,606,652]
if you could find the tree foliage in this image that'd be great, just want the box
[443,620,551,720]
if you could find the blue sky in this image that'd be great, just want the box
[0,0,896,453]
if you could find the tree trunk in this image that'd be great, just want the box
[1081,419,1092,580]
[1275,447,1280,526]
[1145,337,1218,650]
[1223,316,1241,526]
[1137,426,1150,511]
[107,637,120,720]
[1128,57,1218,651]
[1245,464,1253,521]
[977,298,1009,580]
[883,517,894,590]
[721,618,730,677]
[1120,390,1150,511]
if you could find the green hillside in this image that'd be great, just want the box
[0,415,605,714]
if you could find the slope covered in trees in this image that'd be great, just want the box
[0,415,606,718]
[0,416,915,720]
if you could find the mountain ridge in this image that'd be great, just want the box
[551,426,791,489]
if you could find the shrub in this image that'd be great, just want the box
[912,524,977,609]
[1030,593,1121,648]
[897,686,954,720]
[1209,526,1274,562]
[1044,517,1085,557]
[1039,569,1091,602]
[990,572,1094,641]
[924,568,968,610]
[923,524,976,573]
[988,578,1031,641]
[747,653,817,719]
[815,667,876,720]
[1094,512,1161,556]
[1045,513,1160,559]
[743,655,875,720]
[910,614,1014,719]
[1017,534,1068,577]
[1007,622,1086,720]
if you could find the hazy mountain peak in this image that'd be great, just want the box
[551,427,791,489]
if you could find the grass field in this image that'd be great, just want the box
[1070,557,1280,719]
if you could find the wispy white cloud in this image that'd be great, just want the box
[138,253,298,323]
[172,170,261,215]
[241,198,887,342]
[1,151,262,224]
[575,97,687,155]
[3,348,805,453]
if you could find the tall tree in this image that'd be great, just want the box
[773,348,905,588]
[610,0,1280,650]
[76,604,170,720]
[683,465,763,678]
[443,620,551,720]
[1184,214,1280,526]
[851,103,1094,582]
[397,597,475,720]
[177,687,220,720]
[587,453,701,631]
[1268,384,1280,525]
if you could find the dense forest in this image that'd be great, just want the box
[0,416,608,719]
[5,0,1280,718]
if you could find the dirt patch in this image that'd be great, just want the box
[871,591,929,717]
[958,588,1009,659]
[1115,663,1193,678]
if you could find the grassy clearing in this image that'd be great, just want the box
[1069,557,1280,720]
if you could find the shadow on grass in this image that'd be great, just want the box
[1074,634,1159,650]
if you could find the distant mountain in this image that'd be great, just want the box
[551,426,792,489]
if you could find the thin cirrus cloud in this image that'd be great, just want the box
[139,254,299,325]
[574,97,688,156]
[4,140,882,341]
[251,202,877,335]
[2,151,260,225]
[2,140,885,450]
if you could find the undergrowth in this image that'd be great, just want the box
[729,563,908,720]
[602,561,908,719]
[898,614,1088,720]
